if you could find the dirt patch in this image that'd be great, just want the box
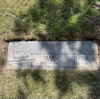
[0,40,8,69]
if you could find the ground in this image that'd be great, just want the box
[0,0,100,98]
[0,0,100,41]
[0,70,100,99]
[0,0,38,40]
[0,40,8,69]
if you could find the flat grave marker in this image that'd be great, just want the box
[7,41,99,70]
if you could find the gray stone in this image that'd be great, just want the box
[7,41,99,70]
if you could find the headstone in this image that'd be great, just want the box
[7,41,99,70]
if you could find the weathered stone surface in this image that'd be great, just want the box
[7,41,99,70]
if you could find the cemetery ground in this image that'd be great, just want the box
[0,0,100,98]
[0,41,100,99]
[0,0,100,41]
[0,70,100,99]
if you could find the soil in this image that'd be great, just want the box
[0,40,8,69]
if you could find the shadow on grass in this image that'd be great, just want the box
[16,70,46,98]
[13,0,100,98]
[13,0,100,40]
[15,70,100,99]
[14,41,100,99]
[13,40,99,99]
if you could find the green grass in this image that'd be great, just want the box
[0,0,100,40]
[0,0,38,40]
[0,70,100,99]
